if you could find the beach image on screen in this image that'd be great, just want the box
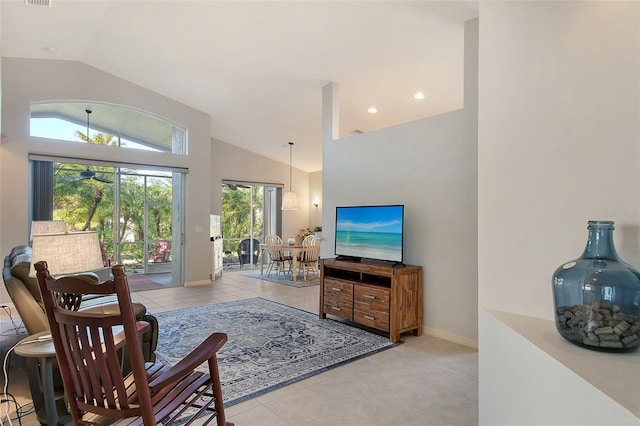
[335,205,403,262]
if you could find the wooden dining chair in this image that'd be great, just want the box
[35,261,233,426]
[265,235,292,278]
[298,235,321,281]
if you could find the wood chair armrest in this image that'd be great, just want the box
[112,321,151,350]
[147,332,227,390]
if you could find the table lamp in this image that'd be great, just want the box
[30,231,104,277]
[29,220,67,242]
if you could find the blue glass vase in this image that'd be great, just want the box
[552,221,640,352]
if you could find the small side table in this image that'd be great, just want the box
[14,331,72,426]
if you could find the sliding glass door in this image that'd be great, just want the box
[221,182,282,268]
[32,159,184,285]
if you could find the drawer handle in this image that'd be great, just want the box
[331,306,341,311]
[363,314,375,321]
[331,287,342,292]
[363,294,376,300]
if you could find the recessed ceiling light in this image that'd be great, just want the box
[43,46,57,53]
[414,92,425,100]
[367,107,377,114]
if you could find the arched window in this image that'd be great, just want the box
[30,101,187,154]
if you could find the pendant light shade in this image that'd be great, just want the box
[282,191,300,210]
[282,141,300,210]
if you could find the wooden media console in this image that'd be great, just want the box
[320,258,423,343]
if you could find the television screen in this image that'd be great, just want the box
[335,205,404,263]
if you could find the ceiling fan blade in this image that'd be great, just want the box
[92,176,113,184]
[223,183,250,190]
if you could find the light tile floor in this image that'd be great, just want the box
[0,270,478,426]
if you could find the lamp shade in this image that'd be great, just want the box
[282,191,301,210]
[30,220,67,241]
[31,231,104,277]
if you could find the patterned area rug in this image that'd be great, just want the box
[242,271,319,287]
[154,298,395,407]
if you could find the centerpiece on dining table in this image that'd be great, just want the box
[296,228,312,244]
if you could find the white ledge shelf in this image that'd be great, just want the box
[487,309,640,419]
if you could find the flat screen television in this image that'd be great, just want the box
[334,204,404,264]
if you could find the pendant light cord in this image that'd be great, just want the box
[85,108,92,142]
[288,141,293,191]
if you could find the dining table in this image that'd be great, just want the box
[259,239,322,282]
[259,243,304,280]
[281,244,306,282]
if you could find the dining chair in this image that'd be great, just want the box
[265,235,292,278]
[35,261,233,426]
[298,235,321,281]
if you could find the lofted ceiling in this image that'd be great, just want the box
[1,0,479,172]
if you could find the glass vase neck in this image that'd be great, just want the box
[581,220,619,260]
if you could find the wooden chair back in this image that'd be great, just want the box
[301,235,320,261]
[299,236,321,280]
[265,234,282,246]
[265,235,291,277]
[265,235,285,260]
[36,262,153,423]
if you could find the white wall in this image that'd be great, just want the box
[309,171,323,230]
[478,1,640,424]
[321,19,478,345]
[479,1,640,319]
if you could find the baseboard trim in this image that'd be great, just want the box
[423,326,478,349]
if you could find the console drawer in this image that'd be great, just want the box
[323,279,353,320]
[353,284,390,331]
[354,284,389,310]
[353,309,390,332]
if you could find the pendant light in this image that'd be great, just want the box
[281,141,300,210]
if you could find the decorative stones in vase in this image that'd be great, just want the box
[552,221,640,352]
